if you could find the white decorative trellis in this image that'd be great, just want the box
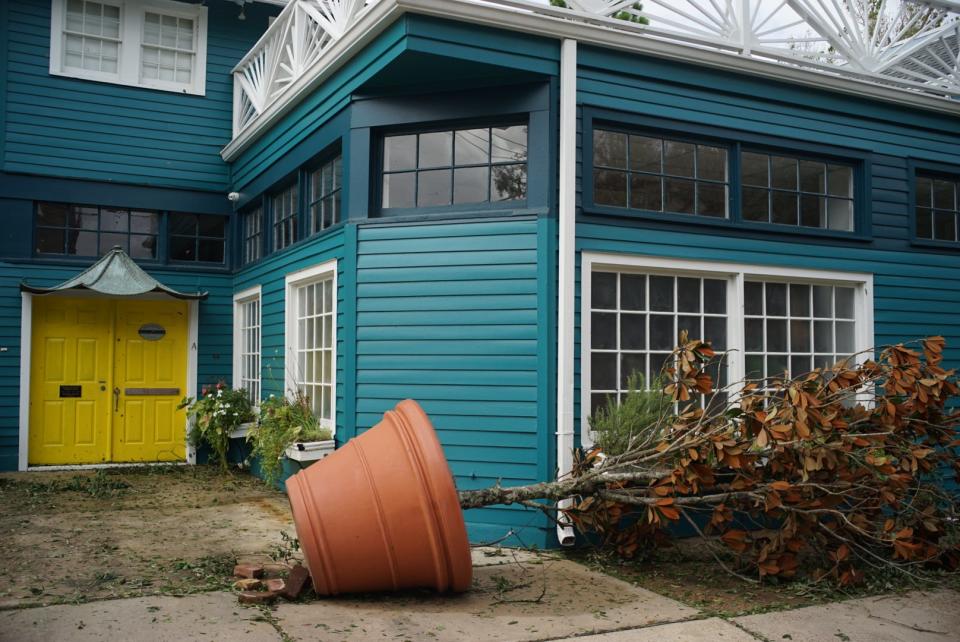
[231,0,960,138]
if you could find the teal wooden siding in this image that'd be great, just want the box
[355,218,552,547]
[573,47,960,437]
[0,263,233,470]
[2,0,277,191]
[233,229,347,433]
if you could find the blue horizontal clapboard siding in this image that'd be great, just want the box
[3,0,278,191]
[355,218,553,547]
[0,262,233,471]
[572,46,960,440]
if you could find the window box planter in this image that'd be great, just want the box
[285,439,336,463]
[230,421,257,440]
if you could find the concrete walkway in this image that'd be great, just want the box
[1,550,957,642]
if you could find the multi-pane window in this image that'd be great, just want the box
[272,184,299,251]
[235,293,261,404]
[589,271,728,416]
[583,256,870,444]
[593,129,729,218]
[169,213,226,263]
[915,173,959,242]
[743,281,857,381]
[62,0,121,76]
[242,206,263,265]
[52,0,207,94]
[289,272,336,425]
[381,125,528,209]
[309,156,343,234]
[741,151,854,231]
[141,12,196,86]
[35,202,159,259]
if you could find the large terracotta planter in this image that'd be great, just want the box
[286,399,472,596]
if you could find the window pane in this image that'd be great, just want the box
[791,319,811,352]
[663,140,695,177]
[767,319,787,352]
[130,234,156,259]
[491,164,526,201]
[592,272,617,309]
[800,194,824,228]
[620,314,646,350]
[36,228,65,254]
[649,315,674,350]
[934,179,955,210]
[197,214,225,237]
[745,318,764,351]
[621,354,646,387]
[703,279,726,314]
[131,211,159,234]
[704,316,726,350]
[592,353,617,390]
[169,213,197,236]
[384,135,416,171]
[828,165,853,198]
[664,178,695,214]
[37,202,69,227]
[620,274,645,310]
[592,312,617,349]
[835,287,855,319]
[630,136,661,173]
[765,283,787,316]
[677,277,700,313]
[742,188,769,222]
[594,170,627,207]
[630,174,661,211]
[790,284,810,317]
[417,169,452,207]
[594,130,627,169]
[696,146,726,181]
[697,182,726,218]
[934,210,957,241]
[771,192,798,225]
[742,152,769,187]
[383,173,415,209]
[916,177,932,207]
[101,208,128,232]
[99,232,127,254]
[744,281,763,315]
[198,239,224,262]
[169,236,194,261]
[491,126,527,163]
[453,166,489,204]
[649,275,674,312]
[455,129,489,165]
[799,161,826,193]
[827,199,854,231]
[418,131,452,169]
[771,156,798,190]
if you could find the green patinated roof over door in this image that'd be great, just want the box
[20,247,208,300]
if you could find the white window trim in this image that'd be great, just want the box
[49,0,208,96]
[284,259,338,434]
[579,252,874,448]
[233,285,262,408]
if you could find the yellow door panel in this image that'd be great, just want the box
[29,298,113,465]
[113,300,188,463]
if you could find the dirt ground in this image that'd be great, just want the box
[0,466,294,609]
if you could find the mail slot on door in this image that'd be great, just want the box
[124,388,181,396]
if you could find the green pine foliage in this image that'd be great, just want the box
[588,373,671,457]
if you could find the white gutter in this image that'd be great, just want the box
[555,37,577,548]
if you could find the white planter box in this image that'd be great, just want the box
[229,421,257,440]
[285,439,335,463]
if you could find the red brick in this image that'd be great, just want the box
[281,565,310,600]
[233,564,264,579]
[264,578,285,592]
[233,578,263,591]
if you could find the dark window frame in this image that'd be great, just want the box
[582,109,872,241]
[167,212,228,265]
[241,203,264,266]
[34,202,162,261]
[270,180,300,252]
[376,119,530,216]
[909,159,960,249]
[307,152,344,236]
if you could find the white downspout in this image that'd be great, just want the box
[555,37,577,547]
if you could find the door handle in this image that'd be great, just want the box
[114,387,120,412]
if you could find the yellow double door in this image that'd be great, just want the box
[29,297,189,465]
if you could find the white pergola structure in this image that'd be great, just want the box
[228,0,959,145]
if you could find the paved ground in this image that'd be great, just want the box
[2,547,958,642]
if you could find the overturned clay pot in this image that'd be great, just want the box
[286,399,472,596]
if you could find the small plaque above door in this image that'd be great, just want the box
[138,323,166,341]
[59,385,82,398]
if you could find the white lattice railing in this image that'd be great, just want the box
[231,0,960,141]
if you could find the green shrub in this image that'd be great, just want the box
[588,373,671,457]
[247,392,332,486]
[179,383,255,471]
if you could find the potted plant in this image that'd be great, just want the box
[179,382,256,471]
[246,391,333,487]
